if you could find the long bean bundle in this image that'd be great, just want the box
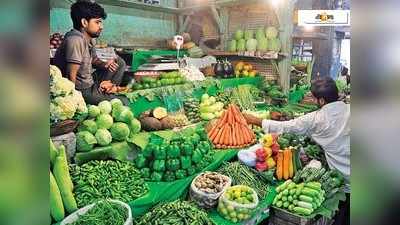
[217,161,270,199]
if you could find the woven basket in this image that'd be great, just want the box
[51,120,79,137]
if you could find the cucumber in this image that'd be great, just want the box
[301,187,319,197]
[299,195,313,203]
[288,196,293,202]
[288,182,297,189]
[305,182,322,191]
[289,189,296,195]
[283,201,290,208]
[289,204,294,211]
[282,196,288,202]
[277,180,293,192]
[276,201,283,208]
[297,201,313,209]
[282,189,289,196]
[293,207,313,215]
[293,199,298,205]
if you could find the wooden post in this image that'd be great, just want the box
[276,0,296,92]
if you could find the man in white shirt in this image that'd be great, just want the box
[244,76,350,225]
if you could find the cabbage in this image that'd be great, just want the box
[95,129,112,146]
[234,29,244,40]
[96,114,113,129]
[88,105,101,118]
[98,100,112,114]
[110,122,130,141]
[244,30,254,40]
[78,119,98,134]
[246,39,258,51]
[255,28,265,40]
[115,107,134,123]
[237,39,246,51]
[257,38,268,51]
[228,40,237,52]
[128,118,141,134]
[76,131,97,152]
[110,98,123,110]
[265,26,279,39]
[268,38,281,52]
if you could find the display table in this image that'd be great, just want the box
[126,50,187,72]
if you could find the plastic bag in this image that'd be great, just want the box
[189,172,231,209]
[237,144,262,167]
[217,185,259,223]
[60,199,132,225]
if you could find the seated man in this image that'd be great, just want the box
[53,0,128,105]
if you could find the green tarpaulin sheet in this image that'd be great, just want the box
[129,149,238,217]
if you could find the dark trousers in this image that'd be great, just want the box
[332,193,350,225]
[80,56,129,105]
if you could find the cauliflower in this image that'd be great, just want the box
[72,90,87,113]
[50,65,62,80]
[50,76,75,97]
[50,96,78,121]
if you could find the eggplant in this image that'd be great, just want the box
[214,60,224,78]
[223,59,234,78]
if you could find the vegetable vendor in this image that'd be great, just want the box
[53,0,129,105]
[244,76,350,225]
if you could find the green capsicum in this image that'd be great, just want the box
[194,162,204,172]
[186,167,196,176]
[277,137,290,149]
[163,171,176,182]
[140,168,151,179]
[181,143,194,156]
[154,146,166,160]
[180,156,191,169]
[135,154,147,168]
[167,144,180,159]
[175,169,187,180]
[191,150,203,164]
[166,159,180,171]
[197,141,211,154]
[152,160,165,172]
[191,133,201,144]
[150,171,163,182]
[143,143,156,158]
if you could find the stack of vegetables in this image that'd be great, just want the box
[70,160,149,208]
[231,85,256,111]
[183,97,201,123]
[233,61,258,77]
[135,200,214,225]
[132,71,186,90]
[74,99,141,165]
[254,134,279,172]
[134,128,214,182]
[272,180,325,216]
[50,139,78,223]
[217,185,259,223]
[227,26,281,53]
[207,104,256,149]
[293,163,345,198]
[50,65,88,124]
[199,94,225,121]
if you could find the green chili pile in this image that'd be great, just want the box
[135,200,215,225]
[69,200,128,225]
[70,160,149,207]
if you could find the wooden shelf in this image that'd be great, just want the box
[97,0,180,14]
[180,0,272,13]
[207,50,287,60]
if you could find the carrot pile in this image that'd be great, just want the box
[207,104,256,149]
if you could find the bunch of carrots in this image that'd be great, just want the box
[276,148,294,180]
[207,104,256,149]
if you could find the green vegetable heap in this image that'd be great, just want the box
[273,180,325,216]
[70,160,149,207]
[135,127,214,182]
[135,200,215,225]
[70,200,128,225]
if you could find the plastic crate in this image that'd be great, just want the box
[268,207,333,225]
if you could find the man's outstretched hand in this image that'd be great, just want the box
[243,113,263,127]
